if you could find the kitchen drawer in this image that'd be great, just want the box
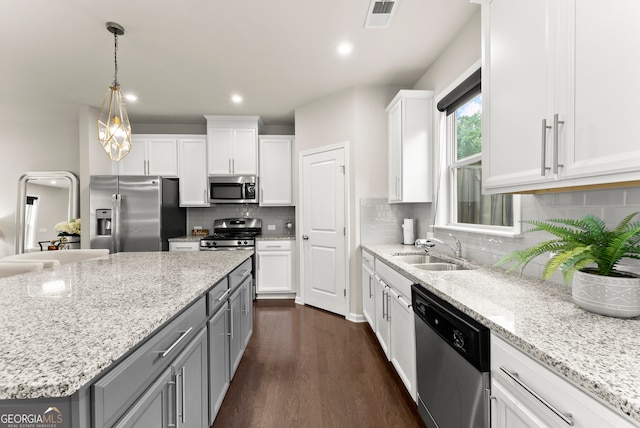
[229,258,252,290]
[92,297,207,428]
[491,333,636,428]
[169,241,200,251]
[362,249,375,270]
[256,240,293,251]
[375,258,412,299]
[207,277,229,316]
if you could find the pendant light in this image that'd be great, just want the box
[97,22,132,161]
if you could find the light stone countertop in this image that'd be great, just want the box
[256,235,296,241]
[362,243,640,425]
[0,250,253,400]
[167,235,202,242]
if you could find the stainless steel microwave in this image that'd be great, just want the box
[209,175,258,204]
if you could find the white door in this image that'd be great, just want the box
[301,146,346,316]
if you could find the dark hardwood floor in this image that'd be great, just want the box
[212,300,426,428]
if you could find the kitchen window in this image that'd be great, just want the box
[436,65,520,236]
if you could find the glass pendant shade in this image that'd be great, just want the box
[97,84,132,161]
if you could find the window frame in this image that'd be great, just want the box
[434,61,522,237]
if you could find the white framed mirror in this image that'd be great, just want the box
[16,171,79,254]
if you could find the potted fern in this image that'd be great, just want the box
[497,212,640,318]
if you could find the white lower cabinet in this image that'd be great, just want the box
[491,333,637,428]
[370,257,417,401]
[388,289,416,401]
[256,240,294,298]
[374,276,391,359]
[361,250,376,330]
[168,241,200,252]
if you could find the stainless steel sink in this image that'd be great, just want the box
[391,254,449,264]
[413,263,471,271]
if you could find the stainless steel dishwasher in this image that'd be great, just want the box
[412,284,491,428]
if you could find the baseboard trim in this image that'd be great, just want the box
[347,312,366,323]
[294,296,304,305]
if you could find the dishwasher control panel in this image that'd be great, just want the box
[412,284,490,372]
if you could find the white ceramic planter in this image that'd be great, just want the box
[572,269,640,318]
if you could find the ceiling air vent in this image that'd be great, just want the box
[364,0,398,29]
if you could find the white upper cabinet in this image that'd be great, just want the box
[177,137,209,207]
[117,136,179,177]
[483,0,640,194]
[386,90,433,203]
[204,116,261,176]
[259,135,294,206]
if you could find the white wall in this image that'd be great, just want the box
[0,117,80,256]
[294,85,400,316]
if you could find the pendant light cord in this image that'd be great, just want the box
[113,33,119,87]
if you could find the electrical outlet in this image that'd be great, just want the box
[267,225,276,231]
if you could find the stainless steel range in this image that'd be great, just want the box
[199,218,262,251]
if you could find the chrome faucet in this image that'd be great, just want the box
[415,235,462,258]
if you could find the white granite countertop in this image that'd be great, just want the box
[256,235,296,241]
[167,235,202,242]
[362,243,640,425]
[0,250,252,400]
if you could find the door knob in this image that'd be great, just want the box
[302,235,309,240]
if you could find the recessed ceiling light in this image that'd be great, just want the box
[125,93,138,102]
[231,94,244,104]
[337,42,353,56]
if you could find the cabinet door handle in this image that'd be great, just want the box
[232,158,235,174]
[159,327,193,358]
[174,371,180,427]
[229,305,234,339]
[500,366,574,426]
[553,113,565,174]
[541,119,552,176]
[228,158,232,174]
[302,235,309,240]
[368,276,372,299]
[203,189,208,202]
[179,366,186,424]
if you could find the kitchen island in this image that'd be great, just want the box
[363,243,640,426]
[0,250,252,427]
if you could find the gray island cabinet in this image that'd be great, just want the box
[0,251,253,428]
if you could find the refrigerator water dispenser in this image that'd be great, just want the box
[96,209,112,236]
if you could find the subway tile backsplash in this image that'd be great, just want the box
[360,198,414,244]
[360,186,640,284]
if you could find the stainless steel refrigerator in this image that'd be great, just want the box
[89,176,186,252]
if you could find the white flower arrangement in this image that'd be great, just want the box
[55,218,81,236]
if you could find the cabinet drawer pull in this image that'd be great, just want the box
[500,366,574,426]
[159,327,193,358]
[217,288,231,302]
[240,269,251,278]
[397,294,411,310]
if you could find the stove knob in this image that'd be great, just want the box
[237,241,242,245]
[244,240,248,245]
